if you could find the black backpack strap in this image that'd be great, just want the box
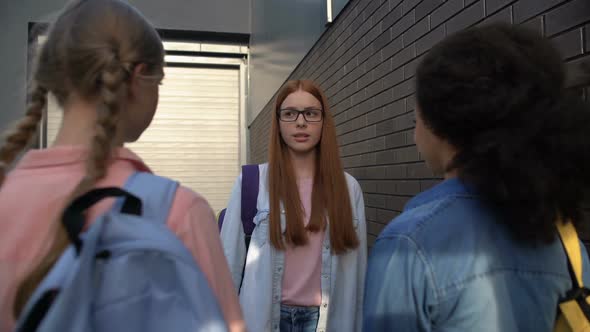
[240,164,259,249]
[238,164,259,293]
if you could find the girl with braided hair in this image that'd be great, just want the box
[0,1,244,331]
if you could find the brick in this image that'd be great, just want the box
[352,63,368,83]
[337,96,352,112]
[392,112,415,132]
[552,28,584,60]
[342,155,362,168]
[395,180,421,195]
[366,22,383,45]
[382,36,404,60]
[383,67,405,89]
[366,50,383,72]
[395,145,420,163]
[385,164,407,178]
[416,0,445,22]
[375,88,395,108]
[367,107,385,125]
[369,136,387,151]
[566,55,590,88]
[376,118,395,136]
[359,180,379,193]
[446,0,485,34]
[358,70,375,90]
[367,194,388,208]
[407,162,434,178]
[357,49,373,70]
[403,16,430,47]
[513,0,563,24]
[391,10,416,40]
[383,5,403,30]
[376,208,399,223]
[545,0,590,36]
[486,0,515,16]
[480,6,513,26]
[360,152,378,166]
[375,29,393,50]
[385,98,407,115]
[406,95,417,111]
[344,56,359,75]
[354,17,376,43]
[404,54,425,78]
[358,97,376,116]
[385,131,407,148]
[391,44,416,70]
[402,0,422,15]
[367,221,386,236]
[416,24,446,55]
[387,195,411,211]
[349,13,365,34]
[431,0,463,28]
[377,180,397,194]
[363,0,382,20]
[389,0,404,11]
[520,16,544,36]
[366,79,384,98]
[373,0,393,24]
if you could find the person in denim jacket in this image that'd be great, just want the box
[221,80,367,332]
[363,23,590,332]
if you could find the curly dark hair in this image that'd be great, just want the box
[416,23,590,244]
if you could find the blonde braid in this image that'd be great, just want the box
[85,55,129,182]
[0,85,47,184]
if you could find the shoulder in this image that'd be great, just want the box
[167,185,217,233]
[378,194,487,253]
[344,172,362,193]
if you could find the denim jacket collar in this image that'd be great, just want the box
[404,177,476,211]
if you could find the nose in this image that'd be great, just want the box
[295,113,307,128]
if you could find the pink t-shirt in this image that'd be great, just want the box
[281,178,325,307]
[0,146,245,332]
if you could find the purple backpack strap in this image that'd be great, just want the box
[240,164,259,236]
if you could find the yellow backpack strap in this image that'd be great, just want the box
[557,221,584,288]
[555,220,590,332]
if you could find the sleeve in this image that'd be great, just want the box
[353,180,368,332]
[219,173,248,292]
[172,189,246,332]
[363,234,437,332]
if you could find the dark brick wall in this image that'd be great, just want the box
[249,0,590,246]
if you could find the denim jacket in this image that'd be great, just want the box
[220,163,367,332]
[363,178,590,332]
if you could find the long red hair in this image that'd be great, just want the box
[268,80,359,254]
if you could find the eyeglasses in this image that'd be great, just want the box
[278,109,323,122]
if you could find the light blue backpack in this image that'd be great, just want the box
[15,172,228,332]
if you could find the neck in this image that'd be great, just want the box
[444,168,459,180]
[52,96,124,147]
[289,149,316,180]
[441,145,458,180]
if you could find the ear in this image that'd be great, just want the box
[127,63,148,99]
